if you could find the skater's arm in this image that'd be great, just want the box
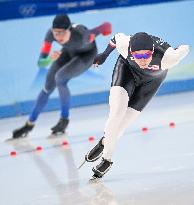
[152,35,190,69]
[93,44,115,65]
[89,22,112,37]
[152,35,171,54]
[38,29,54,68]
[93,34,122,65]
[75,23,111,54]
[38,51,52,68]
[161,45,190,70]
[71,24,97,54]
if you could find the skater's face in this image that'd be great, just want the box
[52,28,71,44]
[131,50,153,69]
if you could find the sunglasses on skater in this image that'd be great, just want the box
[131,51,153,59]
[52,29,69,37]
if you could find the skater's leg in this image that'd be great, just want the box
[115,107,141,140]
[84,57,135,164]
[102,77,166,157]
[90,108,140,179]
[29,88,53,123]
[102,57,136,160]
[55,81,70,120]
[50,81,70,134]
[114,77,164,139]
[12,62,60,138]
[85,108,140,163]
[89,61,138,177]
[28,61,60,123]
[52,48,97,134]
[90,97,140,179]
[55,51,96,81]
[102,86,129,160]
[13,89,51,138]
[85,108,139,171]
[55,48,97,115]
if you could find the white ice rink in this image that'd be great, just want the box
[0,91,194,205]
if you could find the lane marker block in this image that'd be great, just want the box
[36,146,43,152]
[89,136,95,142]
[10,151,17,157]
[142,127,148,133]
[169,122,175,128]
[62,140,68,147]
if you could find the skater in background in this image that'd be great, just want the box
[12,14,112,138]
[82,32,189,179]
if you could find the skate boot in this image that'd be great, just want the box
[85,137,104,162]
[51,118,69,134]
[78,137,104,169]
[91,158,113,180]
[12,122,34,139]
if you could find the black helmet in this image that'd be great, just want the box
[130,32,154,52]
[52,14,71,30]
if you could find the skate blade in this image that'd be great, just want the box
[77,159,86,169]
[47,132,67,139]
[5,137,18,142]
[5,134,28,142]
[89,176,102,183]
[5,137,28,145]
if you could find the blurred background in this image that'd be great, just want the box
[0,0,193,118]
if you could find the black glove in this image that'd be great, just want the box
[93,53,108,65]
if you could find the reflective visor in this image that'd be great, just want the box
[131,51,153,59]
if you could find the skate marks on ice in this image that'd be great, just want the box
[0,126,101,159]
[20,168,194,205]
[0,133,70,159]
[1,92,194,204]
[22,184,112,205]
[4,131,67,142]
[22,175,119,205]
[5,137,115,205]
[1,114,194,147]
[5,134,29,142]
[9,139,82,205]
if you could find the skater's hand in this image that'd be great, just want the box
[93,53,108,68]
[100,22,112,36]
[50,51,62,61]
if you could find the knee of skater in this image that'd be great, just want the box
[55,74,67,86]
[43,87,53,95]
[109,107,126,119]
[127,107,141,118]
[109,100,128,118]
